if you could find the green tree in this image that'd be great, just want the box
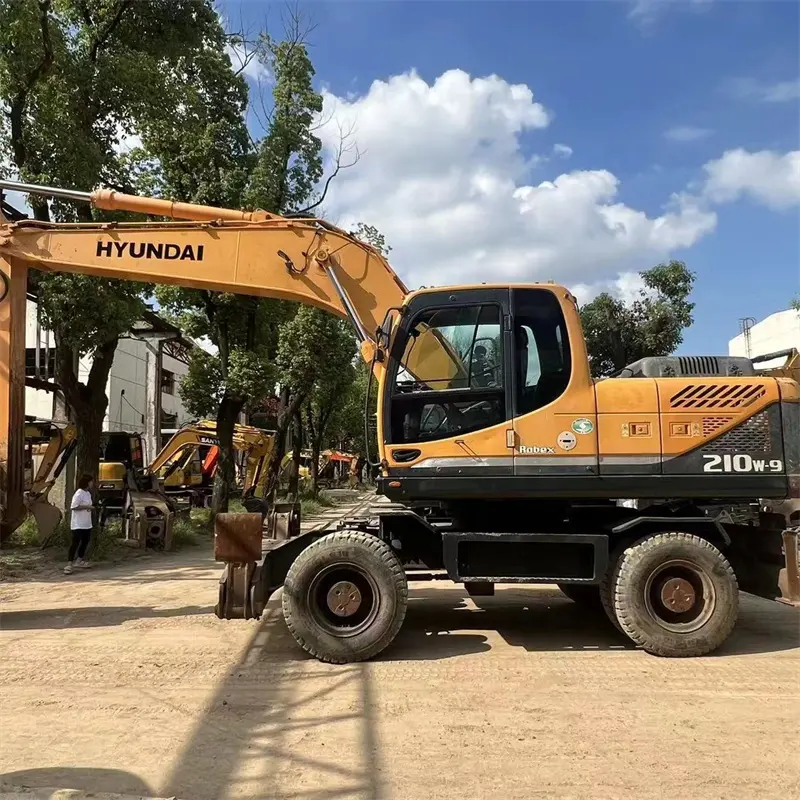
[149,12,352,512]
[303,320,357,494]
[580,261,696,377]
[0,0,225,482]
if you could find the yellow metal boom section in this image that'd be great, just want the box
[0,181,462,538]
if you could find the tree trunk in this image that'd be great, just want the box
[54,336,118,515]
[264,388,306,502]
[212,393,244,515]
[288,408,302,498]
[310,433,322,498]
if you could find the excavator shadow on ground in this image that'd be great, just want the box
[389,584,800,659]
[160,602,387,800]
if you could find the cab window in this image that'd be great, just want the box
[389,304,506,444]
[513,289,572,416]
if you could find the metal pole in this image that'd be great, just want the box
[0,180,92,204]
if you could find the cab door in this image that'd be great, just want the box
[511,287,599,477]
[382,288,515,479]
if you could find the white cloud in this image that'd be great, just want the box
[628,0,713,27]
[664,125,713,142]
[702,148,800,210]
[225,43,269,83]
[315,69,716,293]
[726,77,800,104]
[552,143,573,158]
[572,271,648,306]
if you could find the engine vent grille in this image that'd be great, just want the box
[706,410,771,453]
[677,356,720,375]
[702,417,733,436]
[670,383,766,410]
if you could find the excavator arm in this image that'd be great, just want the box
[21,420,77,541]
[0,180,468,540]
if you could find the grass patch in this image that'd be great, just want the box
[171,508,214,548]
[275,489,336,519]
[6,516,41,547]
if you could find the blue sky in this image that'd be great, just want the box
[221,0,799,354]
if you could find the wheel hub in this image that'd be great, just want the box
[326,580,362,617]
[659,577,696,613]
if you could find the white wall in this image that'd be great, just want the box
[729,309,800,369]
[24,299,193,442]
[161,350,193,429]
[24,300,56,419]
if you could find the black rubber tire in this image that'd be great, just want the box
[611,532,739,657]
[558,583,604,609]
[282,530,408,664]
[600,543,627,633]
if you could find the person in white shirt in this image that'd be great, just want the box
[65,474,95,575]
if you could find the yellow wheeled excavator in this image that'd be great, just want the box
[1,179,797,663]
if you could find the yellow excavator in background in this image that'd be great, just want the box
[102,420,277,548]
[148,420,277,506]
[1,179,797,664]
[20,418,77,541]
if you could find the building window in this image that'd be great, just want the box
[25,347,56,380]
[161,369,175,396]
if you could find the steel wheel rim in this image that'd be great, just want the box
[307,562,381,637]
[643,558,717,633]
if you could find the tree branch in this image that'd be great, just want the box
[90,0,134,62]
[87,336,118,397]
[291,120,361,216]
[76,0,93,28]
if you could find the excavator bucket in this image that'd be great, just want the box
[26,497,63,543]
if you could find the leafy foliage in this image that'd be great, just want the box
[35,274,149,357]
[244,37,323,213]
[141,13,332,511]
[0,0,230,483]
[580,261,696,377]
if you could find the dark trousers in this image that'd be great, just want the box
[68,528,91,561]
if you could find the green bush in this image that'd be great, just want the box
[171,508,214,548]
[6,516,41,547]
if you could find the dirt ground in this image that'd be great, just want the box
[1,513,798,800]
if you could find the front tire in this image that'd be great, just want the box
[611,532,739,657]
[282,530,408,664]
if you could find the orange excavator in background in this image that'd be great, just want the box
[1,179,797,665]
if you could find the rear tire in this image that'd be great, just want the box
[558,583,603,609]
[611,532,739,657]
[282,530,408,664]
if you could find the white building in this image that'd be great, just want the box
[25,300,195,461]
[728,308,800,369]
